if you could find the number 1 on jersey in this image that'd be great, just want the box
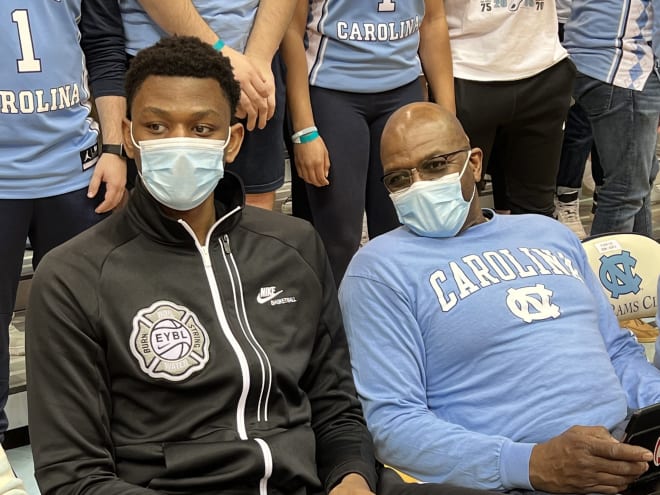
[378,0,396,12]
[11,10,42,73]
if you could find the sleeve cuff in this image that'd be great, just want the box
[325,460,378,494]
[499,439,535,490]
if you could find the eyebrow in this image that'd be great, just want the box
[141,107,224,119]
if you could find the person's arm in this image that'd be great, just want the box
[340,273,533,491]
[136,0,271,130]
[80,0,127,212]
[26,253,159,495]
[419,0,455,113]
[280,0,330,187]
[299,230,378,494]
[243,0,296,129]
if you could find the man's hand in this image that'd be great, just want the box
[221,46,274,131]
[294,137,330,187]
[329,473,374,495]
[87,153,126,213]
[529,425,652,494]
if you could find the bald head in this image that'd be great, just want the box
[381,103,470,173]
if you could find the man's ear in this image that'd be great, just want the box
[469,147,483,181]
[122,117,136,160]
[224,123,245,165]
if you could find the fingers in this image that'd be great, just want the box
[95,184,124,214]
[293,140,331,187]
[89,155,127,213]
[87,170,101,200]
[238,92,258,132]
[530,426,652,493]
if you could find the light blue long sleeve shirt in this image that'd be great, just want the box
[340,212,660,491]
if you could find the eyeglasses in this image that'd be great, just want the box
[381,148,471,193]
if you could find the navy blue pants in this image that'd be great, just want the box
[303,80,423,284]
[0,187,108,440]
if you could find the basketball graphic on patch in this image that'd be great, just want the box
[654,437,660,466]
[150,318,193,361]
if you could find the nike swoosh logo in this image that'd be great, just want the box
[256,290,284,304]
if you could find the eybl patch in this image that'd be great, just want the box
[130,301,210,382]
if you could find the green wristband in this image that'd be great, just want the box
[298,131,320,144]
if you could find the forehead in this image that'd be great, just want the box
[382,121,465,172]
[132,75,230,119]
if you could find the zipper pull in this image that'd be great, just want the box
[221,234,231,255]
[199,245,213,269]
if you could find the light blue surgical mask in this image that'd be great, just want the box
[390,151,475,238]
[131,123,231,211]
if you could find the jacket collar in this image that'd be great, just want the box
[126,171,245,247]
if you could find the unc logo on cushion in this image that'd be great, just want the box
[130,301,210,381]
[506,284,560,323]
[598,251,642,299]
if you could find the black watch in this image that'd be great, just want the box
[101,143,126,158]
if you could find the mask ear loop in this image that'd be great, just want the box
[459,149,477,202]
[130,122,142,150]
[220,127,232,151]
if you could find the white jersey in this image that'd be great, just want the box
[307,0,425,93]
[444,0,567,81]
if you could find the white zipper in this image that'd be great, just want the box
[221,235,273,422]
[255,438,273,495]
[178,207,250,439]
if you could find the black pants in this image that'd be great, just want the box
[303,80,423,285]
[455,58,575,215]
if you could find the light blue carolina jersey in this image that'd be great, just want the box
[0,0,98,199]
[564,0,655,90]
[307,0,424,93]
[119,0,259,56]
[340,212,660,491]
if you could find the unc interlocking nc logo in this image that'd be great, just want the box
[506,284,560,323]
[598,251,642,299]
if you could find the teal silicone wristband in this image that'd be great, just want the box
[298,131,320,144]
[213,39,225,51]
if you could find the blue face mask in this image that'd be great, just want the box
[390,151,475,238]
[131,124,231,211]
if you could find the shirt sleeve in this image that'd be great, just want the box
[26,251,159,495]
[339,273,535,492]
[80,0,127,98]
[299,230,378,493]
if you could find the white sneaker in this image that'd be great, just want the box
[554,196,587,239]
[8,322,25,357]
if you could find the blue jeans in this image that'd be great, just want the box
[573,71,660,236]
[556,101,604,191]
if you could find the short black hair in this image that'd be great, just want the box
[125,36,241,117]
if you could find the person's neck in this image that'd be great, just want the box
[458,199,488,234]
[162,197,217,245]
